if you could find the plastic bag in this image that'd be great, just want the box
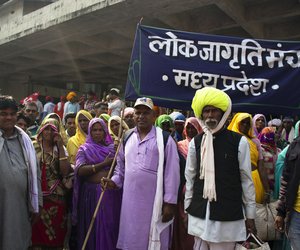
[255,201,282,241]
[235,233,271,250]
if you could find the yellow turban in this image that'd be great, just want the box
[66,91,77,101]
[191,87,230,118]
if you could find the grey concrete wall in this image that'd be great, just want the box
[0,81,27,100]
[0,0,125,45]
[23,0,57,15]
[0,0,24,25]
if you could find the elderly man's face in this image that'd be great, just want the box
[202,105,223,129]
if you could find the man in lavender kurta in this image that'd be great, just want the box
[104,97,180,250]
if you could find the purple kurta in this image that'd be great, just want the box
[111,126,180,250]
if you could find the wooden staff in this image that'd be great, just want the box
[82,107,125,250]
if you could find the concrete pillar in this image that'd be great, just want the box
[27,75,33,95]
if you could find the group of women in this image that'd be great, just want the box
[28,108,293,250]
[228,113,285,204]
[30,111,125,249]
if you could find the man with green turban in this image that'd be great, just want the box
[185,87,256,250]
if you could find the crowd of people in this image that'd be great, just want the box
[0,86,299,250]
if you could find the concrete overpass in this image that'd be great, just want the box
[0,0,300,100]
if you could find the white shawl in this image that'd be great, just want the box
[281,127,295,143]
[17,126,39,213]
[198,98,232,202]
[0,127,39,213]
[148,127,173,250]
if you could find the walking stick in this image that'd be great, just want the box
[82,107,125,250]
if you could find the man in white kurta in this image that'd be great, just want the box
[185,87,256,250]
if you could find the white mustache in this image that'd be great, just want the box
[205,119,218,124]
[204,119,218,128]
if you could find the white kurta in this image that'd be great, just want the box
[185,136,256,242]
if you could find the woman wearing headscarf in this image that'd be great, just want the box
[42,113,76,247]
[253,114,267,137]
[123,107,135,129]
[31,118,71,249]
[228,113,269,204]
[155,114,174,133]
[67,110,93,166]
[178,117,202,160]
[258,127,281,199]
[172,117,202,250]
[40,113,68,146]
[73,118,122,249]
[108,115,129,146]
[258,127,284,250]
